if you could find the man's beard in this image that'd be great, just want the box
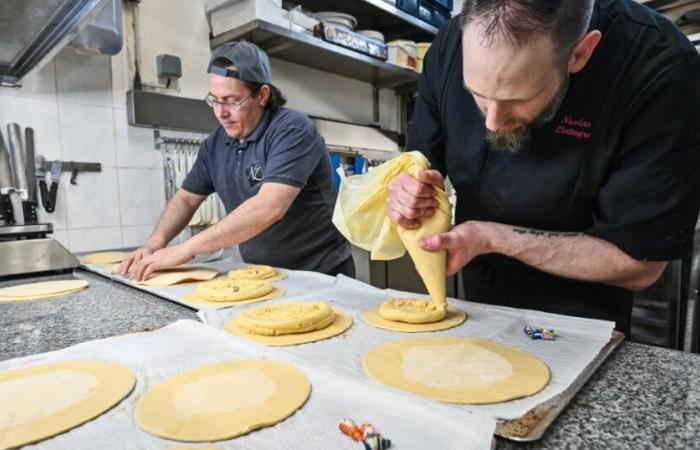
[484,74,570,154]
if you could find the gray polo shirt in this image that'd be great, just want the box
[182,107,350,273]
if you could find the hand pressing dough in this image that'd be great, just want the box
[80,251,128,264]
[379,298,447,324]
[363,336,550,404]
[226,304,353,346]
[136,360,310,442]
[227,265,288,281]
[0,280,89,302]
[0,359,135,449]
[364,304,466,332]
[137,268,218,287]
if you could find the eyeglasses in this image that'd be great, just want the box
[204,90,258,111]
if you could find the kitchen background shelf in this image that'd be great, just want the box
[210,19,422,90]
[285,0,439,41]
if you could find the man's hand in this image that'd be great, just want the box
[116,245,160,276]
[386,169,444,229]
[420,222,490,275]
[128,244,195,282]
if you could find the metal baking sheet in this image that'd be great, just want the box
[496,330,625,441]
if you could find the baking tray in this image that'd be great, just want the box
[496,330,625,441]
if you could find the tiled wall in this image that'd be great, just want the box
[0,49,206,253]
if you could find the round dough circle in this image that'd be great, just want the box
[0,280,89,302]
[182,286,286,307]
[195,279,273,302]
[80,251,128,264]
[379,298,447,323]
[236,302,335,336]
[136,360,310,442]
[138,268,219,287]
[227,265,288,282]
[363,304,466,332]
[226,307,353,346]
[0,359,135,449]
[363,336,550,404]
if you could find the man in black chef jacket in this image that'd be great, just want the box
[387,0,700,334]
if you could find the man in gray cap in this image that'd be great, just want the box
[120,40,353,281]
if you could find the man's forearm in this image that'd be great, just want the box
[183,194,284,255]
[474,221,666,291]
[147,191,202,249]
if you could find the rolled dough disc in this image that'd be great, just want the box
[0,359,136,449]
[363,304,466,332]
[182,287,286,307]
[363,336,550,404]
[80,251,128,264]
[137,268,219,287]
[136,360,310,442]
[226,307,353,346]
[227,265,288,282]
[0,280,89,302]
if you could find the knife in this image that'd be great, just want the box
[0,130,15,225]
[7,123,28,200]
[22,127,38,224]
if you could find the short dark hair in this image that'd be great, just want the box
[460,0,594,61]
[243,81,287,111]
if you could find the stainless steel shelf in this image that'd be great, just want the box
[288,0,439,40]
[210,20,420,90]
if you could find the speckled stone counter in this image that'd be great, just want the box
[0,269,197,360]
[2,269,699,448]
[497,341,700,449]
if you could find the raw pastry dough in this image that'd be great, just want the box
[0,359,135,449]
[363,336,550,404]
[182,287,285,307]
[226,306,353,346]
[80,251,128,264]
[0,280,89,303]
[195,278,272,302]
[136,360,310,442]
[236,302,334,336]
[379,298,447,324]
[137,267,218,287]
[363,304,466,332]
[227,265,288,281]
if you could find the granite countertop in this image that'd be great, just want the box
[0,270,197,360]
[2,269,699,448]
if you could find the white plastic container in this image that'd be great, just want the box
[387,40,417,70]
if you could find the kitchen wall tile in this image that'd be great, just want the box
[67,226,123,253]
[111,50,129,109]
[55,49,113,107]
[122,224,155,249]
[114,109,162,168]
[117,168,165,226]
[0,60,57,103]
[64,167,121,228]
[0,95,62,161]
[58,103,116,167]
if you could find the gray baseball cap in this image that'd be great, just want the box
[208,40,272,84]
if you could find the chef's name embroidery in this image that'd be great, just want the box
[555,115,592,140]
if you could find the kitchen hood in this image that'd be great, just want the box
[0,0,123,87]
